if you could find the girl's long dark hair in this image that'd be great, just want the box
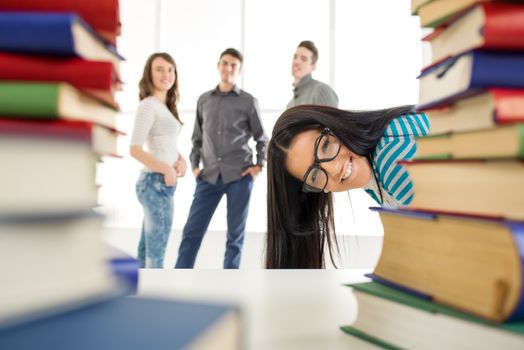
[266,104,415,269]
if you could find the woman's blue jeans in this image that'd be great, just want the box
[136,172,175,268]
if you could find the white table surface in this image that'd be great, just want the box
[138,268,381,350]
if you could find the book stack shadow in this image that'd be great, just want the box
[341,1,524,349]
[0,2,242,349]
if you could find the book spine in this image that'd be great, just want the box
[484,3,524,50]
[492,89,524,123]
[471,51,524,89]
[0,83,59,117]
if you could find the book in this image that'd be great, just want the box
[426,89,524,134]
[417,50,524,110]
[0,212,119,328]
[342,281,524,349]
[420,55,524,107]
[416,124,524,159]
[369,207,524,322]
[0,53,120,109]
[0,82,117,129]
[411,0,434,15]
[417,0,490,28]
[0,119,120,157]
[0,0,121,45]
[0,126,100,215]
[403,160,524,220]
[106,244,139,294]
[425,3,524,65]
[0,12,122,68]
[0,296,243,350]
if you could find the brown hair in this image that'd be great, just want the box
[298,40,318,64]
[219,48,243,65]
[139,52,182,123]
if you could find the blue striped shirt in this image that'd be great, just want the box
[364,112,430,207]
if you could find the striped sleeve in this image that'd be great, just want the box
[372,112,429,206]
[130,98,156,146]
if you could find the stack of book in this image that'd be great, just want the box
[0,0,124,327]
[341,1,524,348]
[0,3,244,348]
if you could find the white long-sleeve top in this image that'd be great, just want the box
[130,96,181,172]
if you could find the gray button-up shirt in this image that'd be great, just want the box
[190,85,268,184]
[287,74,338,109]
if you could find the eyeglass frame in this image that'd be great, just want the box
[301,127,341,193]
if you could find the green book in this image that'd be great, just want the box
[0,82,116,129]
[340,282,524,350]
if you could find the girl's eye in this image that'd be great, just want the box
[321,138,330,153]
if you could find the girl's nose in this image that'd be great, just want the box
[321,158,340,180]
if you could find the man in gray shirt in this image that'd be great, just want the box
[175,48,268,269]
[287,40,338,109]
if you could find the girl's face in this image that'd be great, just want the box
[285,129,372,193]
[151,57,176,93]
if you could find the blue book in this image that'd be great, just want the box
[0,296,242,350]
[417,50,524,109]
[0,12,122,65]
[369,207,524,323]
[106,244,139,294]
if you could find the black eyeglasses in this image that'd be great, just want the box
[302,128,341,193]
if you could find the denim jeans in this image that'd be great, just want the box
[136,172,176,268]
[175,175,254,269]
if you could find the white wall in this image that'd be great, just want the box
[97,0,425,237]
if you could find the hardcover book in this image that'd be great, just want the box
[0,213,119,328]
[0,128,99,214]
[342,281,524,349]
[0,119,120,157]
[403,159,524,220]
[370,207,524,322]
[0,53,120,109]
[0,82,117,129]
[425,89,524,134]
[417,50,524,109]
[425,3,524,65]
[417,0,491,28]
[0,12,122,68]
[0,296,243,350]
[415,124,524,159]
[0,0,121,44]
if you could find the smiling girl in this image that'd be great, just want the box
[130,53,186,268]
[266,105,429,268]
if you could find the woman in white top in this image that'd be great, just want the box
[130,53,186,268]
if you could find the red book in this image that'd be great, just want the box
[0,53,120,109]
[0,118,121,157]
[0,0,120,45]
[424,3,524,65]
[424,89,524,134]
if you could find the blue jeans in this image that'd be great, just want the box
[175,175,254,269]
[136,172,176,268]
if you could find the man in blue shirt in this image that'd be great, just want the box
[175,48,268,269]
